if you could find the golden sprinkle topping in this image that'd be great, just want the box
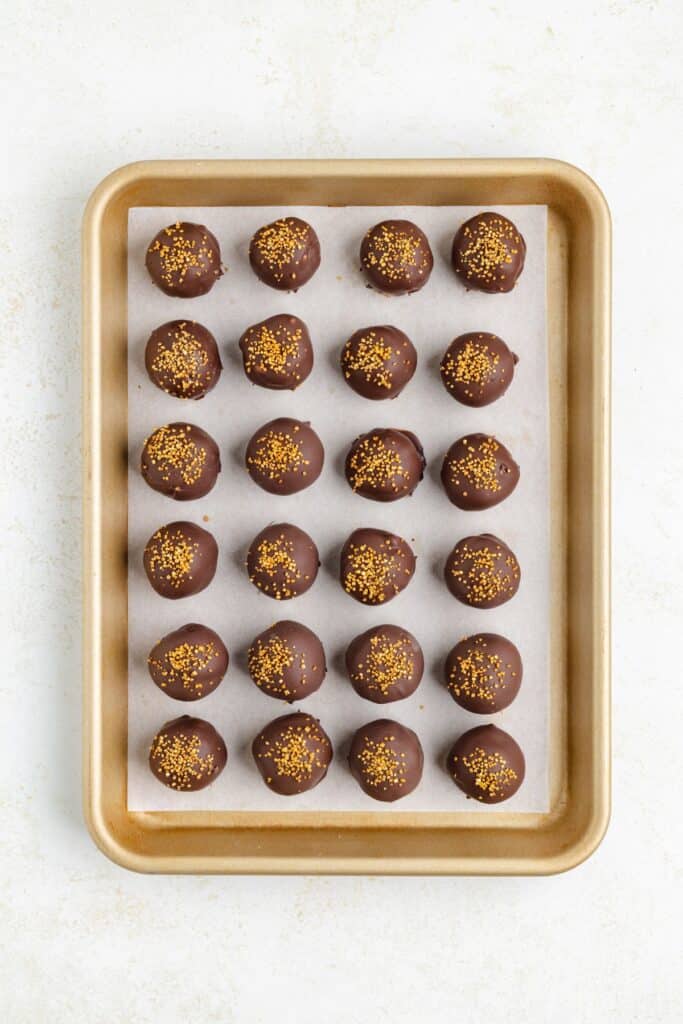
[357,737,407,790]
[149,641,219,696]
[343,331,395,389]
[144,425,208,486]
[248,635,300,697]
[457,217,521,286]
[442,337,501,394]
[450,641,510,704]
[247,427,307,483]
[363,224,429,283]
[344,541,404,604]
[446,436,501,494]
[347,434,409,493]
[460,746,518,799]
[258,722,326,782]
[251,537,301,599]
[146,527,198,588]
[150,323,213,396]
[252,219,311,281]
[243,321,304,378]
[150,731,215,790]
[450,542,519,605]
[351,635,415,697]
[149,222,217,287]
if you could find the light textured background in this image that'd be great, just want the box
[1,1,681,1021]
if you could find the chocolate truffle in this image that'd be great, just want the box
[248,620,326,701]
[245,417,324,495]
[239,314,313,391]
[441,434,519,511]
[451,212,526,293]
[345,428,425,502]
[143,521,218,599]
[345,625,424,704]
[145,222,222,297]
[141,423,221,501]
[252,712,332,795]
[249,217,320,291]
[445,633,522,714]
[360,220,433,295]
[246,523,319,600]
[149,715,227,791]
[147,624,229,702]
[348,720,424,802]
[340,528,416,605]
[145,320,222,399]
[447,724,525,804]
[444,534,520,609]
[440,332,517,407]
[341,325,417,400]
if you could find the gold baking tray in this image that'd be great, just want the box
[82,158,610,874]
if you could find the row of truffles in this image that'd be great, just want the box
[148,714,525,804]
[145,213,526,298]
[146,318,518,405]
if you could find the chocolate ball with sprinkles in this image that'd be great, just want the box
[441,433,519,511]
[444,534,520,609]
[447,724,525,804]
[451,212,526,293]
[348,720,424,802]
[345,428,425,502]
[245,417,324,495]
[145,320,222,399]
[239,314,314,391]
[252,712,333,795]
[143,521,218,599]
[149,715,227,791]
[345,625,424,704]
[445,633,522,714]
[145,222,223,297]
[247,621,326,701]
[148,624,228,702]
[341,325,417,400]
[246,523,319,600]
[360,220,433,295]
[440,332,517,407]
[340,528,416,606]
[141,423,221,501]
[249,216,320,291]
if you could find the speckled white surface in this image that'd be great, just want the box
[2,1,682,1021]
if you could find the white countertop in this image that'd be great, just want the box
[2,1,681,1021]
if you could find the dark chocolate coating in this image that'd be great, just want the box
[360,220,433,295]
[143,521,218,599]
[145,320,222,399]
[340,528,416,605]
[141,422,221,501]
[451,212,526,293]
[252,712,332,795]
[345,428,425,502]
[249,217,320,291]
[440,332,517,407]
[445,633,522,714]
[346,625,424,704]
[239,314,314,391]
[447,724,525,804]
[248,620,326,701]
[341,325,417,400]
[149,715,227,791]
[246,523,319,600]
[145,222,222,297]
[348,719,424,802]
[444,533,520,608]
[441,433,519,511]
[147,624,229,702]
[245,417,324,495]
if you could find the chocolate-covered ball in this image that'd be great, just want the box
[239,314,314,391]
[143,521,218,599]
[447,724,525,804]
[149,715,227,791]
[145,320,222,399]
[360,220,433,295]
[147,624,229,702]
[245,417,324,495]
[444,534,520,609]
[141,423,221,501]
[345,428,425,502]
[341,325,417,400]
[451,212,526,293]
[340,528,416,605]
[252,712,332,795]
[248,620,326,701]
[348,720,424,802]
[441,434,519,511]
[246,523,319,600]
[440,332,517,407]
[145,222,222,297]
[445,633,522,714]
[249,217,320,291]
[345,625,424,704]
